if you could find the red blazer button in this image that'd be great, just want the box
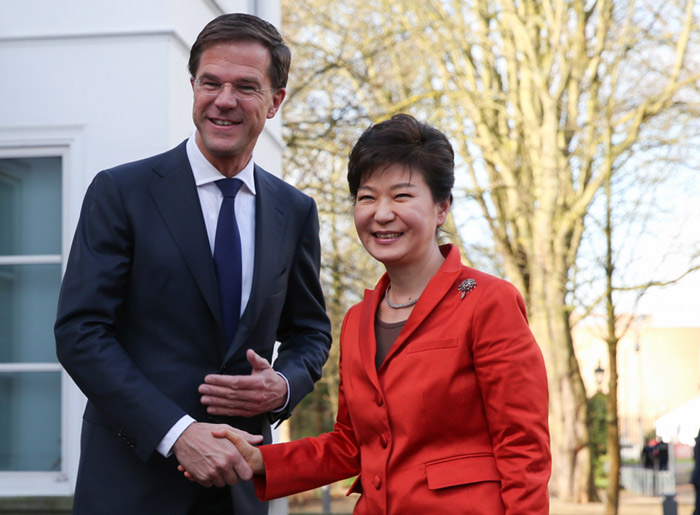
[372,475,382,489]
[379,434,388,448]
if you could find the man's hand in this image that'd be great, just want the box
[199,349,288,417]
[180,427,266,481]
[172,422,262,487]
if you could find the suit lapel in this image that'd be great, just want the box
[148,142,222,330]
[225,166,288,359]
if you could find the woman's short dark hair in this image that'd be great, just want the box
[347,114,454,203]
[188,13,291,90]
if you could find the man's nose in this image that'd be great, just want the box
[214,84,240,108]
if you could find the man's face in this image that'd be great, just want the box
[191,40,285,176]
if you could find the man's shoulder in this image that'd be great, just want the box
[254,165,313,205]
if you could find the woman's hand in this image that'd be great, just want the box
[211,427,265,475]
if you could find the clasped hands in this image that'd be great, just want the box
[176,426,264,487]
[173,349,277,487]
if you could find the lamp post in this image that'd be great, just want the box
[595,360,605,392]
[635,314,647,455]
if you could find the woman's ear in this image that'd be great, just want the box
[436,199,451,227]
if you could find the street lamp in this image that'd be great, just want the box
[595,360,605,391]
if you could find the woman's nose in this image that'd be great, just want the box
[374,199,395,223]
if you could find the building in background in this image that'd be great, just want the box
[0,1,285,512]
[575,316,700,459]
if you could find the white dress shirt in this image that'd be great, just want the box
[187,134,257,310]
[156,134,287,457]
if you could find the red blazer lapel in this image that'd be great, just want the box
[357,282,386,391]
[381,245,463,365]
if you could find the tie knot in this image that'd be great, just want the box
[216,178,243,198]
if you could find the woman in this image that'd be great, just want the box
[184,114,551,513]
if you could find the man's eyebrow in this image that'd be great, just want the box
[196,72,262,85]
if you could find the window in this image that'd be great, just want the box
[0,156,63,472]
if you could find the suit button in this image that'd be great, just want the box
[372,475,382,489]
[379,434,388,448]
[375,394,383,407]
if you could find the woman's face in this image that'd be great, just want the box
[353,163,449,269]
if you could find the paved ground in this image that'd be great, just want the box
[550,482,695,515]
[288,483,697,514]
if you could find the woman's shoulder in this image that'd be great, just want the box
[457,264,511,287]
[454,264,525,303]
[441,245,518,292]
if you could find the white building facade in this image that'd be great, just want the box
[0,1,285,510]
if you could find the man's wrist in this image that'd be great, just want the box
[272,371,290,413]
[157,415,196,457]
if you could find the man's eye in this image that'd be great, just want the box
[237,85,257,92]
[202,81,222,90]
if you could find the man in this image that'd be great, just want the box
[55,13,331,515]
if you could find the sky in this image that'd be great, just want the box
[452,169,700,329]
[643,277,700,327]
[619,184,700,328]
[635,260,700,328]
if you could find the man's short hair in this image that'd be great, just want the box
[189,13,291,90]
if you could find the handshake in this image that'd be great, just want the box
[173,423,266,488]
[172,349,284,487]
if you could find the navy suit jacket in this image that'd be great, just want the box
[55,141,331,513]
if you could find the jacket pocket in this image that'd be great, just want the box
[425,454,501,490]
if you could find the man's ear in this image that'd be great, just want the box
[267,88,286,119]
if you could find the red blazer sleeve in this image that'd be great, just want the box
[254,312,361,500]
[471,279,551,513]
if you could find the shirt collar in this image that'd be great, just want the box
[186,132,256,195]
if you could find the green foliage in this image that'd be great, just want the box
[588,391,608,481]
[289,361,338,439]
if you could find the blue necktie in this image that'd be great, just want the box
[214,178,243,347]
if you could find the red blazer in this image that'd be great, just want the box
[256,245,550,514]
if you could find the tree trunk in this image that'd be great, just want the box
[605,339,621,514]
[604,175,621,514]
[529,262,592,502]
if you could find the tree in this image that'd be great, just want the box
[282,0,700,501]
[584,140,700,513]
[603,173,622,514]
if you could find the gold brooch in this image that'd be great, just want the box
[458,279,477,299]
